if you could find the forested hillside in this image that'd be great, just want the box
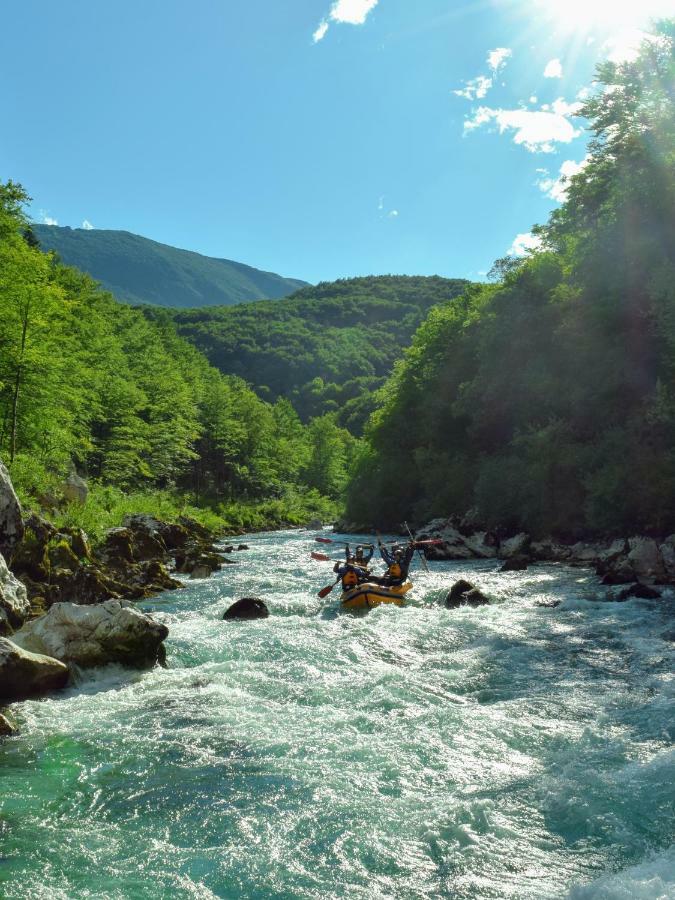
[160,276,470,432]
[346,23,675,537]
[33,224,307,308]
[1,189,356,533]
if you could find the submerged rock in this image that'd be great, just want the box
[0,636,68,700]
[223,597,269,620]
[13,600,169,669]
[617,582,662,601]
[0,552,30,635]
[500,555,529,572]
[446,580,490,609]
[0,456,24,557]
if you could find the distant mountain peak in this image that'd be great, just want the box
[32,224,309,308]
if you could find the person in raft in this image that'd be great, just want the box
[353,543,374,570]
[376,540,415,587]
[333,544,371,591]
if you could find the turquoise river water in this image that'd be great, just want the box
[1,529,674,899]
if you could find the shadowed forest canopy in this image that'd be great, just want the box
[156,276,470,433]
[346,22,675,537]
[0,186,358,515]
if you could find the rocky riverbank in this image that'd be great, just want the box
[412,515,674,597]
[0,459,238,710]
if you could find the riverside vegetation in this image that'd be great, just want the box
[347,22,675,541]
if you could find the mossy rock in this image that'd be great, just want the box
[48,539,80,573]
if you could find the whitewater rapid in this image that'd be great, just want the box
[1,529,673,899]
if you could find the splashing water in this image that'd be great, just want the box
[1,530,673,898]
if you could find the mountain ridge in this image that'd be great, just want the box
[32,224,309,308]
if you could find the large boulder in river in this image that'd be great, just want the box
[446,580,490,609]
[0,552,30,635]
[0,456,23,557]
[223,597,269,620]
[500,555,529,572]
[13,600,169,669]
[0,636,68,701]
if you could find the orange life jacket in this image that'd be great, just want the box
[341,569,360,589]
[386,562,403,579]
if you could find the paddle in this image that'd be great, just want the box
[317,579,339,598]
[311,551,333,562]
[404,520,429,573]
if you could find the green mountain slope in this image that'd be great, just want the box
[32,224,308,308]
[157,275,471,433]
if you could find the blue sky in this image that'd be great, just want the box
[0,0,666,283]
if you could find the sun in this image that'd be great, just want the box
[535,0,672,34]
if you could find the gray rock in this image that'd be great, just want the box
[626,537,665,581]
[13,600,168,669]
[498,533,530,559]
[0,552,29,635]
[530,540,572,561]
[0,637,68,701]
[0,456,24,557]
[62,468,88,505]
[0,711,17,736]
[223,597,269,620]
[462,531,498,558]
[189,563,215,579]
[659,536,675,578]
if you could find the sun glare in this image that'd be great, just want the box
[537,0,672,33]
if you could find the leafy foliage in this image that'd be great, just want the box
[1,194,356,520]
[160,276,470,432]
[347,23,675,537]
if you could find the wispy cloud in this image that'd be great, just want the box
[313,0,379,42]
[454,75,493,101]
[508,231,542,256]
[464,97,582,153]
[313,20,329,43]
[488,47,511,72]
[81,219,95,230]
[453,46,512,102]
[388,209,399,218]
[39,210,58,226]
[536,156,589,202]
[543,58,563,78]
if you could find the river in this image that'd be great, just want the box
[1,529,674,899]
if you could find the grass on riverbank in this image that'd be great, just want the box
[9,455,339,545]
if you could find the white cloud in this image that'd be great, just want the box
[454,46,512,102]
[508,231,542,256]
[330,0,379,25]
[465,97,582,153]
[537,156,589,202]
[488,47,511,72]
[388,209,399,217]
[313,20,329,42]
[453,75,493,101]
[40,210,58,226]
[543,58,563,78]
[313,0,379,42]
[81,219,95,230]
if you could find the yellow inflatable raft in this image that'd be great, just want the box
[340,581,413,611]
